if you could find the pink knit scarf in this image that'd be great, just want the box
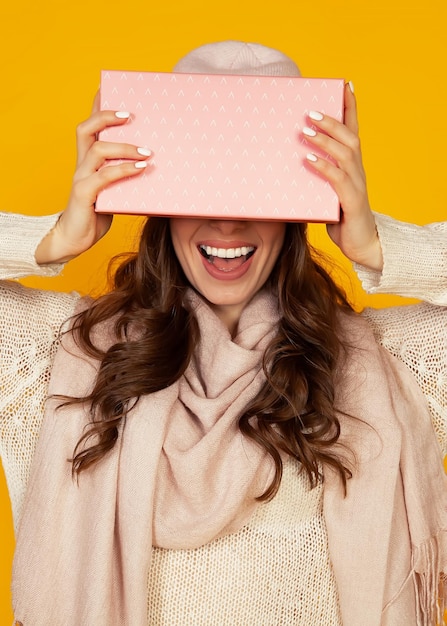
[12,289,447,625]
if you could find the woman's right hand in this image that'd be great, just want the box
[35,94,152,264]
[303,84,383,271]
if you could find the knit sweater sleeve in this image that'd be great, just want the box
[0,211,80,530]
[355,213,447,455]
[355,212,447,304]
[0,211,64,279]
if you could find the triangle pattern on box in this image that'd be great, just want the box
[96,71,344,223]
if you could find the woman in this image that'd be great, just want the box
[2,41,446,626]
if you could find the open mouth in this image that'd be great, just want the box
[198,244,255,272]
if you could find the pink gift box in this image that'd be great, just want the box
[96,70,344,222]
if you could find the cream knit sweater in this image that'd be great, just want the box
[1,211,447,625]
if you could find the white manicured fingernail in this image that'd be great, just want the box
[115,111,130,119]
[137,147,152,156]
[303,126,317,137]
[309,110,324,121]
[306,153,318,162]
[348,80,355,93]
[134,161,148,169]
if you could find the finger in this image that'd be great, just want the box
[74,141,152,181]
[303,112,360,156]
[302,126,363,180]
[303,83,360,161]
[76,109,132,166]
[305,154,352,195]
[304,151,366,214]
[71,159,150,206]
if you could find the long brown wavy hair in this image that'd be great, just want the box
[65,217,355,500]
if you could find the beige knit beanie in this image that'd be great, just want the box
[173,40,301,77]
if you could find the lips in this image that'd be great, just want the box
[198,243,256,279]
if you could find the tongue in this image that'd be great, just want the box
[212,256,246,271]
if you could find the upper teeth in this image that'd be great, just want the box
[200,245,254,259]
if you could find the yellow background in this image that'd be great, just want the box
[1,0,446,620]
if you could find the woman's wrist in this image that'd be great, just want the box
[34,217,77,265]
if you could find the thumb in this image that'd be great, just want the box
[344,82,359,135]
[91,90,101,114]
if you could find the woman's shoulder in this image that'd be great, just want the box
[360,302,447,390]
[361,301,447,349]
[0,279,80,315]
[0,280,81,341]
[361,302,447,454]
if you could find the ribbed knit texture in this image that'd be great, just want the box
[173,41,301,77]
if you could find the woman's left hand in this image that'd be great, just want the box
[303,83,383,271]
